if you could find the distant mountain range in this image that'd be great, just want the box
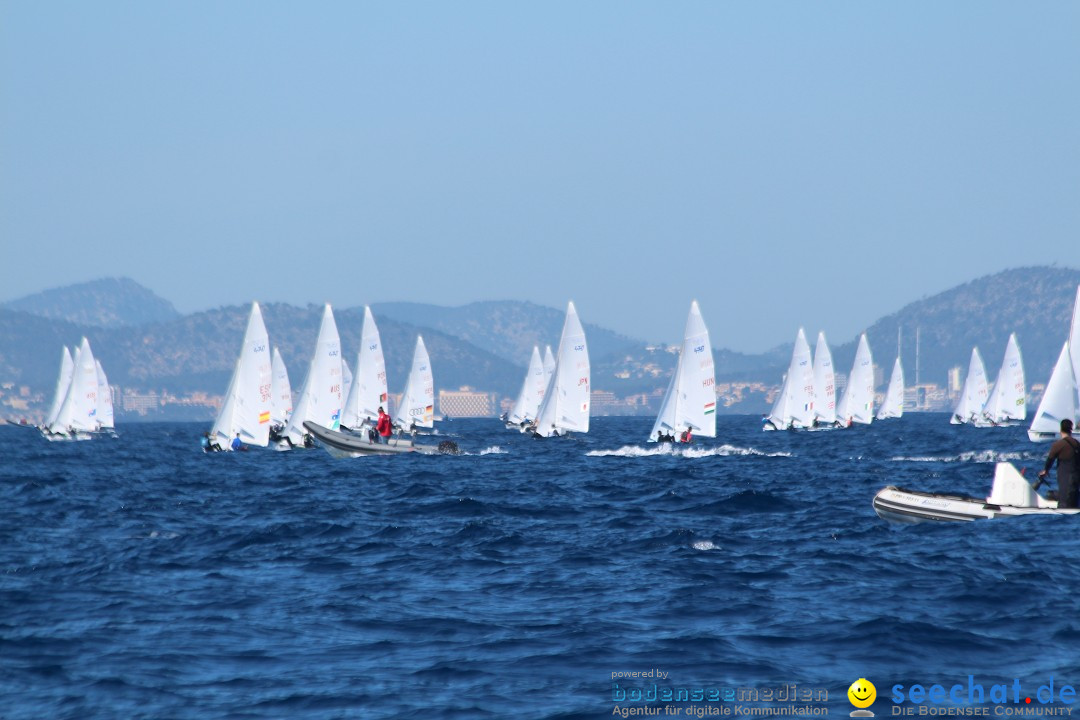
[2,277,180,328]
[372,301,638,366]
[2,267,1078,419]
[828,267,1080,389]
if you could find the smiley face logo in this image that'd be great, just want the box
[848,678,876,710]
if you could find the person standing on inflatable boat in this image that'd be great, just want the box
[1038,419,1080,508]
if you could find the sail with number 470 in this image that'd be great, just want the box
[649,300,716,441]
[210,302,273,449]
[533,301,590,438]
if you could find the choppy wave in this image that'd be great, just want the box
[1,414,1073,720]
[586,444,792,458]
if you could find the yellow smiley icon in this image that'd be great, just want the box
[848,678,876,709]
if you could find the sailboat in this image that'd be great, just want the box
[506,346,547,430]
[812,332,836,427]
[393,335,435,433]
[1028,285,1080,441]
[979,333,1025,427]
[279,304,343,450]
[269,347,293,435]
[42,346,74,431]
[208,302,273,451]
[93,360,117,436]
[542,345,556,384]
[532,301,590,438]
[1028,342,1076,442]
[764,328,814,431]
[836,333,874,427]
[950,348,988,425]
[649,300,716,442]
[46,337,99,441]
[876,358,904,420]
[340,306,389,432]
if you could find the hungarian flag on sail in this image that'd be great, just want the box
[704,402,716,415]
[258,411,270,424]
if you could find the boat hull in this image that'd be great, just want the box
[303,421,444,456]
[873,486,1080,523]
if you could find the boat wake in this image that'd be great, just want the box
[476,446,507,456]
[586,444,793,458]
[889,450,1029,463]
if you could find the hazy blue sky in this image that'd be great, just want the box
[3,2,1078,352]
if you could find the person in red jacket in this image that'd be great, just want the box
[375,407,393,443]
[679,427,693,444]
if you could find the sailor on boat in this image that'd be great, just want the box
[375,407,393,444]
[532,423,560,438]
[1038,419,1080,508]
[679,428,693,444]
[201,432,223,453]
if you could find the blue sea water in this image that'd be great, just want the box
[2,414,1077,719]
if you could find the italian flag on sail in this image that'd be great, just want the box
[704,402,716,415]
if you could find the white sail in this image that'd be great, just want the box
[1069,286,1080,413]
[982,333,1026,425]
[342,306,388,428]
[509,346,546,425]
[649,301,716,441]
[543,345,556,382]
[44,346,74,428]
[283,304,344,446]
[211,302,273,448]
[766,328,814,430]
[95,360,114,430]
[837,333,874,426]
[270,347,293,429]
[50,337,98,434]
[812,332,836,425]
[876,357,904,420]
[340,358,353,415]
[395,335,435,430]
[534,301,590,437]
[950,347,989,425]
[1029,341,1077,441]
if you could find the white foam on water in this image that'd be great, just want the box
[692,444,793,458]
[691,540,719,551]
[889,450,1028,463]
[586,444,793,458]
[477,446,507,456]
[586,445,674,458]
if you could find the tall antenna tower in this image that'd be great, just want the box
[915,326,921,387]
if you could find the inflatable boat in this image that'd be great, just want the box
[873,462,1080,523]
[303,421,458,458]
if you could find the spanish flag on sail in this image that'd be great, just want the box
[259,411,270,424]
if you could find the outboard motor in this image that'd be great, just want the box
[987,462,1053,508]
